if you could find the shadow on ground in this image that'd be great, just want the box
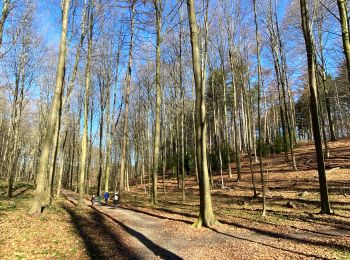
[122,204,350,256]
[62,199,182,260]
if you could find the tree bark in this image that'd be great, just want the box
[151,0,162,205]
[119,1,135,202]
[29,0,70,215]
[187,0,216,228]
[300,0,332,214]
[253,0,267,216]
[78,1,93,207]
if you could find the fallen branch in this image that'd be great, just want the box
[326,167,340,174]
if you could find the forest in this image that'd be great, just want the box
[1,0,350,259]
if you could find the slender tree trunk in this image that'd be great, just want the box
[228,50,242,181]
[334,81,345,137]
[151,0,162,205]
[162,124,167,194]
[119,1,135,202]
[47,100,62,204]
[192,84,199,183]
[187,0,216,228]
[212,74,224,188]
[316,20,336,141]
[300,0,332,214]
[316,72,330,158]
[219,50,232,179]
[253,0,267,216]
[179,6,186,201]
[104,80,112,192]
[56,121,68,198]
[243,78,257,197]
[78,2,93,207]
[29,0,70,215]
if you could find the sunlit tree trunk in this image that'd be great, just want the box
[119,1,135,202]
[78,1,93,207]
[253,0,267,216]
[228,49,241,181]
[187,0,216,228]
[300,0,332,214]
[29,0,70,215]
[218,48,232,179]
[151,0,162,205]
[179,5,185,201]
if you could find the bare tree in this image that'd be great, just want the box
[119,0,135,202]
[300,0,332,214]
[253,0,267,216]
[78,0,93,207]
[187,0,216,227]
[29,0,70,215]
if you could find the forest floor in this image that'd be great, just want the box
[1,139,350,259]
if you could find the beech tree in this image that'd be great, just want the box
[78,0,93,207]
[119,0,135,202]
[151,0,162,205]
[29,0,70,215]
[187,0,216,227]
[300,0,332,214]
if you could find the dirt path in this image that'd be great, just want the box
[61,189,349,259]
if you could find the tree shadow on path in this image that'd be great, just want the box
[62,195,182,260]
[123,205,350,255]
[96,208,183,260]
[63,204,142,259]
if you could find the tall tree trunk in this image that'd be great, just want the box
[244,77,257,197]
[151,0,162,205]
[162,118,167,195]
[191,81,199,183]
[98,91,104,195]
[253,0,267,216]
[316,72,330,158]
[179,5,185,201]
[78,1,93,207]
[300,0,332,214]
[119,1,135,202]
[56,119,68,198]
[47,100,62,204]
[316,19,336,141]
[228,49,241,181]
[29,0,70,215]
[104,80,111,193]
[219,49,232,179]
[187,0,216,228]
